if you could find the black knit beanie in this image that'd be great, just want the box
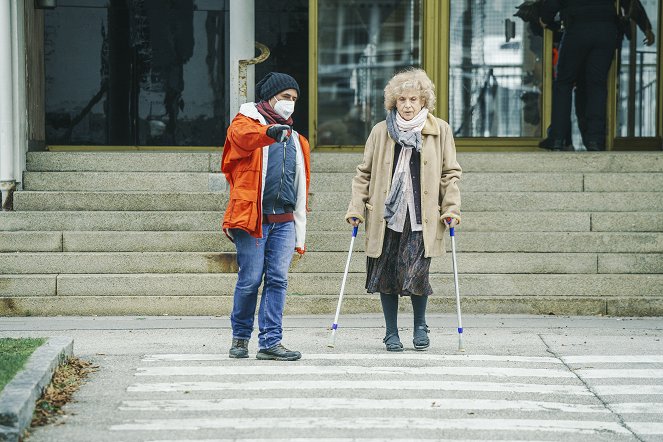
[256,72,300,101]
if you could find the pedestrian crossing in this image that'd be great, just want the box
[111,353,663,441]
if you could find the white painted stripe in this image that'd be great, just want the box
[148,439,552,442]
[564,355,663,364]
[594,385,663,395]
[128,380,591,395]
[120,398,607,413]
[626,421,663,435]
[142,353,562,363]
[576,369,663,379]
[110,417,629,434]
[611,402,663,414]
[136,365,574,378]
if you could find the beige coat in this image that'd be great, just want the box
[345,113,462,258]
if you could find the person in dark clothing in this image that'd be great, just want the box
[539,0,655,151]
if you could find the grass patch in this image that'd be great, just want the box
[0,338,46,392]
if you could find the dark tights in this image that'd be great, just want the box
[380,293,428,337]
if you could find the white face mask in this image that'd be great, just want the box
[273,98,295,120]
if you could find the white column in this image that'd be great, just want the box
[229,0,255,118]
[12,0,27,189]
[0,0,16,209]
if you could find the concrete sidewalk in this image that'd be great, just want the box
[0,314,662,441]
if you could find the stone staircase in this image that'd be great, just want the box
[0,151,662,316]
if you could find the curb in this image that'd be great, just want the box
[0,336,73,442]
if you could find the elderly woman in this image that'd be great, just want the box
[345,68,462,352]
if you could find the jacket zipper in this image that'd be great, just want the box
[273,140,287,214]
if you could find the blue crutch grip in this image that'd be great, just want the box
[351,218,358,237]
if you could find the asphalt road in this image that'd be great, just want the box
[1,314,662,442]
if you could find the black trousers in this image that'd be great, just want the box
[550,22,619,149]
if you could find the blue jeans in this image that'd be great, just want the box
[230,222,295,349]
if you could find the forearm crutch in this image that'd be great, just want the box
[447,219,465,352]
[327,223,358,348]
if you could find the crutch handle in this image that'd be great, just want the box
[445,217,455,237]
[352,225,358,237]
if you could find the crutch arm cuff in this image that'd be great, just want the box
[345,214,365,224]
[440,213,461,224]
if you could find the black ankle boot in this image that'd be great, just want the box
[413,325,430,350]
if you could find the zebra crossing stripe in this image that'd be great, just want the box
[594,385,663,395]
[119,398,608,413]
[611,402,663,413]
[563,355,663,364]
[109,417,630,433]
[147,439,553,442]
[625,422,663,435]
[575,369,663,379]
[135,365,575,378]
[142,354,562,363]
[128,380,591,395]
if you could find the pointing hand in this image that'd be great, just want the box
[267,124,291,143]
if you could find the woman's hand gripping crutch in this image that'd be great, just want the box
[328,219,359,348]
[446,217,465,352]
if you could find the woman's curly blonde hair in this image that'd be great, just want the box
[384,68,436,112]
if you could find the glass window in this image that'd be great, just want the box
[616,0,659,138]
[449,0,544,138]
[44,0,229,146]
[255,0,309,138]
[317,0,422,146]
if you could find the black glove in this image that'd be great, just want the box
[266,124,291,143]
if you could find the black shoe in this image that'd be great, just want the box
[229,338,249,359]
[539,138,572,151]
[585,141,605,151]
[383,333,404,352]
[256,344,301,361]
[413,325,430,350]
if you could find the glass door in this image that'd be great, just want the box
[313,0,423,147]
[447,0,547,146]
[612,0,661,149]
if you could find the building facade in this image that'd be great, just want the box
[1,0,662,206]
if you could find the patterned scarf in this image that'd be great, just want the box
[255,100,293,126]
[384,108,428,232]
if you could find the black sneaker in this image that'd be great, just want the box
[229,338,249,359]
[256,344,301,361]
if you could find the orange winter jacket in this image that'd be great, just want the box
[221,103,311,254]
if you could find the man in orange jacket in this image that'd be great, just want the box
[222,72,311,361]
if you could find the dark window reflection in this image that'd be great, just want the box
[45,0,229,146]
[255,0,309,138]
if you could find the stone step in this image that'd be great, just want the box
[2,230,662,253]
[1,273,660,300]
[310,152,663,173]
[13,189,663,216]
[3,207,594,231]
[26,151,663,173]
[13,192,229,211]
[23,172,228,192]
[313,172,663,193]
[0,251,617,275]
[26,152,221,172]
[4,293,661,316]
[21,170,663,193]
[2,209,660,233]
